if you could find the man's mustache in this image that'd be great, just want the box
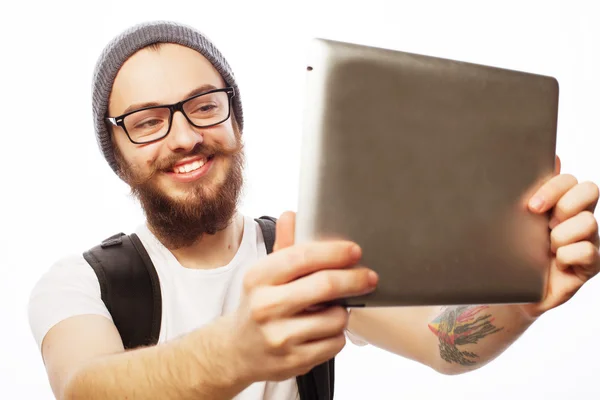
[156,143,219,172]
[126,140,243,188]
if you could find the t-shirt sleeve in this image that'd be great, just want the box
[346,329,369,346]
[345,308,369,346]
[28,254,113,351]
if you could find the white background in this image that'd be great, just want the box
[1,0,599,399]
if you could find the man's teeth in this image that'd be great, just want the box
[174,159,206,174]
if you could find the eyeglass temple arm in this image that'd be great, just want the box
[106,117,119,126]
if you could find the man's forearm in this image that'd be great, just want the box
[427,304,535,374]
[62,323,249,400]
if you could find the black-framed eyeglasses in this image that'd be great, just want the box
[106,87,235,144]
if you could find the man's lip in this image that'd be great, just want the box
[164,157,215,183]
[171,155,209,169]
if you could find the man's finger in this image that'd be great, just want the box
[550,211,599,253]
[528,174,578,213]
[274,211,296,252]
[555,241,600,274]
[261,306,349,347]
[252,267,377,319]
[296,333,347,374]
[535,259,584,313]
[549,181,600,228]
[246,240,363,287]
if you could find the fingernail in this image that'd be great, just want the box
[350,245,362,260]
[368,271,379,286]
[529,196,545,211]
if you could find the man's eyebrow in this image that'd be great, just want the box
[183,84,219,100]
[120,84,219,115]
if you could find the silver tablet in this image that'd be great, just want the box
[295,38,558,307]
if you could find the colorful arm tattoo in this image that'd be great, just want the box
[428,305,503,366]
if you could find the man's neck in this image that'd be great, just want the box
[151,213,245,270]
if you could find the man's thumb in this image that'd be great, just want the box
[273,211,296,251]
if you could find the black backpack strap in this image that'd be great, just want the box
[83,232,162,349]
[255,215,277,253]
[255,216,335,400]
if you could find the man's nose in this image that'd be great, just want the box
[165,111,203,152]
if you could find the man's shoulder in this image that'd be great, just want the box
[43,252,93,276]
[30,252,98,300]
[30,232,123,300]
[28,252,112,349]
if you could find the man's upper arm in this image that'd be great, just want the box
[28,254,124,398]
[41,315,124,398]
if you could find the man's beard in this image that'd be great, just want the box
[116,137,245,250]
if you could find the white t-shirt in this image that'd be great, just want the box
[28,215,366,399]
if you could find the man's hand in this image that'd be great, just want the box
[226,211,378,384]
[523,156,600,318]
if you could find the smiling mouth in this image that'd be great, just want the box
[171,154,215,174]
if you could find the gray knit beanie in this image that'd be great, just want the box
[91,20,243,174]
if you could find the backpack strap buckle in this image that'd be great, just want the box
[101,232,126,248]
